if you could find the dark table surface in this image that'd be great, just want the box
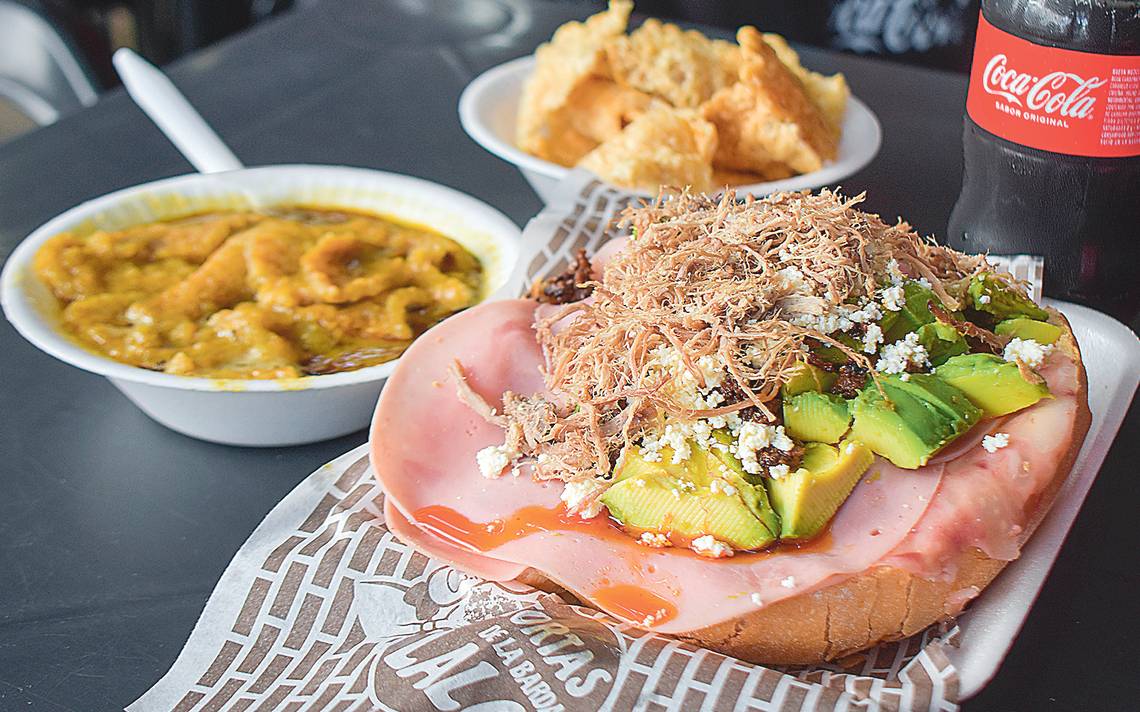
[1,1,1136,710]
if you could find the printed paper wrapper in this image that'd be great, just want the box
[132,173,981,712]
[131,446,964,712]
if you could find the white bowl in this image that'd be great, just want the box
[0,165,521,446]
[459,55,883,203]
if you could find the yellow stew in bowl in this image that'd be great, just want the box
[32,208,484,378]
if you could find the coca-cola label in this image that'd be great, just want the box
[966,13,1140,157]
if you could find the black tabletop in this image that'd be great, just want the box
[0,1,1136,710]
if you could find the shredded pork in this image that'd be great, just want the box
[464,189,990,485]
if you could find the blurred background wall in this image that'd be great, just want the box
[0,0,978,144]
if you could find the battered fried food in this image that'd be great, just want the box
[579,106,717,193]
[515,2,849,192]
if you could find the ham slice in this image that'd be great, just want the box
[882,350,1083,577]
[384,498,527,582]
[371,298,942,633]
[591,236,627,277]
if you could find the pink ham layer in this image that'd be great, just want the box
[372,298,944,633]
[370,232,1085,631]
[881,351,1083,577]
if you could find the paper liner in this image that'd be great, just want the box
[131,447,963,712]
[134,172,1036,711]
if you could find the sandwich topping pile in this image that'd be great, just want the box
[516,1,848,192]
[463,190,1065,557]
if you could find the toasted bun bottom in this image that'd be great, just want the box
[518,311,1091,665]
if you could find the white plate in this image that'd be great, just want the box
[459,55,883,203]
[949,301,1140,698]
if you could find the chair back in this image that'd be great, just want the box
[0,0,98,127]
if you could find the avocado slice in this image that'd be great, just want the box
[934,353,1051,417]
[810,331,864,365]
[994,317,1062,345]
[968,274,1049,321]
[766,440,874,540]
[849,374,981,469]
[889,373,983,422]
[781,361,838,397]
[602,442,779,550]
[915,322,968,366]
[882,282,943,342]
[783,391,851,443]
[706,430,783,536]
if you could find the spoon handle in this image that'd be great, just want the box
[113,48,244,174]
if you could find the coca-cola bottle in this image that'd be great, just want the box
[948,0,1140,323]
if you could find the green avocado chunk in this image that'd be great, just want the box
[882,282,943,342]
[934,353,1051,417]
[782,361,838,397]
[783,391,851,443]
[766,440,874,540]
[602,441,779,550]
[968,274,1048,321]
[707,431,783,536]
[915,322,969,366]
[849,374,981,469]
[994,317,1062,345]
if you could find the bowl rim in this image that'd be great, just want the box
[458,54,883,197]
[0,164,522,392]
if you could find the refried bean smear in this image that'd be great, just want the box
[33,208,484,378]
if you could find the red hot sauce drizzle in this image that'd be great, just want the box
[409,505,836,627]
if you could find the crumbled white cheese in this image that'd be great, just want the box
[899,372,911,381]
[977,294,991,305]
[847,301,883,325]
[702,389,725,408]
[775,266,807,291]
[639,532,671,548]
[647,345,730,413]
[880,285,906,311]
[1003,338,1053,369]
[476,445,515,478]
[790,300,882,335]
[677,479,697,493]
[639,432,663,462]
[709,478,737,497]
[767,464,791,480]
[862,322,884,354]
[734,422,794,475]
[659,424,692,464]
[691,535,734,558]
[981,432,1010,453]
[886,258,906,285]
[876,332,930,374]
[560,478,607,518]
[750,593,764,606]
[780,575,796,589]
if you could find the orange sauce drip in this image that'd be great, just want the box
[411,504,612,553]
[411,505,837,558]
[591,584,678,626]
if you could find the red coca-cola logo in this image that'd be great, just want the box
[966,13,1140,158]
[981,54,1105,119]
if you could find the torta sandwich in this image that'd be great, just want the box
[371,190,1089,664]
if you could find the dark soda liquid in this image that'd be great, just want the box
[947,0,1140,323]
